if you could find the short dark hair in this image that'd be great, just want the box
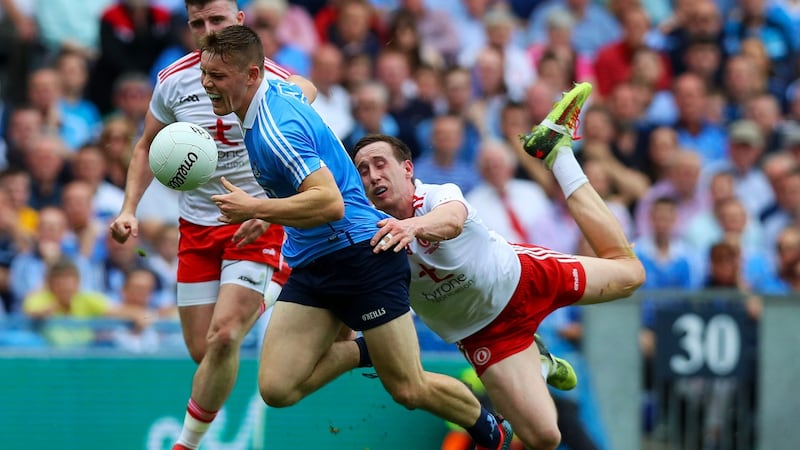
[351,134,413,162]
[200,25,264,74]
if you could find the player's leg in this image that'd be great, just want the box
[257,300,360,406]
[179,302,216,363]
[480,346,560,450]
[174,263,270,450]
[364,313,512,449]
[521,82,644,304]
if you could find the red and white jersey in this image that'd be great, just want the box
[408,179,521,343]
[151,51,291,225]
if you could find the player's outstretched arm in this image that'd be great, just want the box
[372,201,467,253]
[109,112,164,243]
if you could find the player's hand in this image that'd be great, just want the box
[109,212,138,243]
[371,218,417,253]
[232,219,271,248]
[213,176,257,224]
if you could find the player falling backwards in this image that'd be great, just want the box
[352,82,645,449]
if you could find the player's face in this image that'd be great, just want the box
[186,0,244,45]
[354,141,413,216]
[200,52,255,119]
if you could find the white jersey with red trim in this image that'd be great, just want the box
[150,51,291,226]
[408,179,522,343]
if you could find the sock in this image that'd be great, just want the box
[176,398,218,449]
[355,336,372,367]
[540,357,552,380]
[551,145,589,199]
[466,407,501,449]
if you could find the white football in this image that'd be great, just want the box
[149,122,218,191]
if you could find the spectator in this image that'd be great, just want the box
[527,9,595,88]
[0,168,37,241]
[459,5,534,103]
[307,44,354,139]
[22,258,113,348]
[54,49,103,147]
[594,7,672,99]
[744,92,785,153]
[470,46,511,139]
[722,0,798,96]
[670,72,729,164]
[108,72,152,139]
[97,116,135,189]
[26,67,97,151]
[325,0,382,61]
[342,81,403,153]
[493,101,546,188]
[374,48,434,153]
[630,49,679,127]
[465,139,556,245]
[635,196,703,290]
[577,104,651,207]
[415,67,483,164]
[395,0,460,64]
[385,8,444,73]
[98,230,163,305]
[634,149,709,239]
[412,114,479,194]
[0,0,43,106]
[663,0,725,76]
[9,207,94,313]
[722,54,768,123]
[35,0,111,60]
[704,120,774,218]
[761,169,800,251]
[61,180,108,270]
[527,0,621,59]
[23,133,71,209]
[70,143,126,225]
[246,0,311,76]
[144,222,178,310]
[87,0,172,114]
[109,267,164,353]
[681,36,724,88]
[641,125,680,183]
[0,187,21,313]
[757,225,800,293]
[2,104,43,170]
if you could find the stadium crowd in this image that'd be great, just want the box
[0,0,796,342]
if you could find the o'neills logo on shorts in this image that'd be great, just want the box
[168,152,199,189]
[472,347,491,366]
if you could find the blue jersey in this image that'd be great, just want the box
[242,78,389,267]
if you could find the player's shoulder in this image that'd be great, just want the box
[157,50,201,84]
[263,57,291,80]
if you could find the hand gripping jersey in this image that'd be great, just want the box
[407,180,522,343]
[151,51,290,226]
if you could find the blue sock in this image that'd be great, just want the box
[466,407,501,449]
[355,336,372,367]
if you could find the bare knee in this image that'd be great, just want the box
[623,258,646,295]
[258,369,301,408]
[520,424,561,450]
[205,319,248,357]
[385,382,425,410]
[185,338,207,364]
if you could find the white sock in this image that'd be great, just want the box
[540,358,552,381]
[176,412,212,449]
[551,145,588,199]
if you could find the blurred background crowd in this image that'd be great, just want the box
[1,0,798,448]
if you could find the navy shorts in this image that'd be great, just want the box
[277,240,411,331]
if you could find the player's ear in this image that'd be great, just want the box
[248,64,261,83]
[404,160,414,179]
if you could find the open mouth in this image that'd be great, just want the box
[373,186,387,197]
